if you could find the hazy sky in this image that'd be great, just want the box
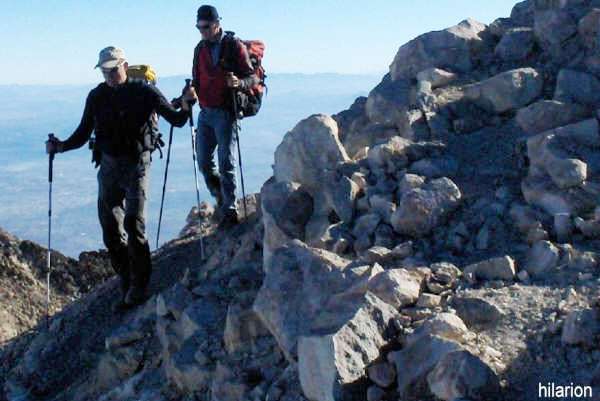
[0,0,517,85]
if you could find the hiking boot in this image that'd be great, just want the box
[124,286,148,307]
[219,209,239,229]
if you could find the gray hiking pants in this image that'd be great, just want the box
[97,151,152,292]
[196,107,237,211]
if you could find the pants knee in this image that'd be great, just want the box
[124,214,145,242]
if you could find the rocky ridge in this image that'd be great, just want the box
[4,1,600,400]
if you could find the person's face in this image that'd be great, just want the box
[196,20,219,41]
[101,62,128,87]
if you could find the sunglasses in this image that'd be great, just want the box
[196,23,211,31]
[101,66,121,75]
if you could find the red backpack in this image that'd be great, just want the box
[223,31,266,118]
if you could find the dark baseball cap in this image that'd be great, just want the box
[197,5,220,22]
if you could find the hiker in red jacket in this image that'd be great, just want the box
[192,5,257,228]
[192,5,258,227]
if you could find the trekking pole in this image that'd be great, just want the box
[231,90,248,219]
[185,79,205,259]
[156,124,174,249]
[46,133,56,329]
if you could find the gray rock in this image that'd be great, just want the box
[561,308,600,348]
[391,177,462,237]
[427,350,500,401]
[367,361,397,388]
[367,268,423,309]
[516,100,590,134]
[417,68,457,89]
[254,240,384,361]
[409,157,458,179]
[390,241,414,259]
[390,19,486,81]
[369,194,396,224]
[463,68,543,114]
[511,0,535,26]
[329,176,359,223]
[574,217,600,238]
[534,9,577,55]
[398,174,426,197]
[450,297,504,329]
[546,158,588,190]
[416,293,442,308]
[495,27,535,61]
[366,386,386,401]
[223,303,270,354]
[353,213,382,238]
[578,9,600,49]
[406,313,470,347]
[367,136,413,171]
[274,114,349,197]
[298,292,397,401]
[464,256,516,281]
[362,246,392,264]
[525,240,560,277]
[365,78,414,130]
[156,283,193,320]
[390,335,464,398]
[554,69,600,107]
[261,179,314,272]
[554,213,573,243]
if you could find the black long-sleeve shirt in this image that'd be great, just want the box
[62,79,189,157]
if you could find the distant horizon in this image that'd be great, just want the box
[0,71,386,88]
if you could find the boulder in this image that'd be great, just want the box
[463,256,516,281]
[298,292,397,401]
[561,308,600,348]
[409,157,458,178]
[274,114,349,196]
[511,1,535,26]
[406,313,470,347]
[525,240,560,277]
[578,8,600,49]
[367,268,423,309]
[328,176,360,223]
[463,68,543,114]
[261,179,314,272]
[515,100,590,134]
[533,9,577,55]
[554,69,600,107]
[156,283,193,320]
[390,335,464,398]
[391,177,462,237]
[367,136,413,171]
[417,68,458,89]
[390,18,487,81]
[398,174,426,197]
[450,297,504,329]
[367,362,396,388]
[427,350,500,401]
[522,175,598,215]
[365,76,415,131]
[495,27,535,61]
[254,240,386,361]
[223,302,270,354]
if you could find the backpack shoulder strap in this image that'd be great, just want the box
[221,31,240,72]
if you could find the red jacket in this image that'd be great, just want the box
[192,30,256,109]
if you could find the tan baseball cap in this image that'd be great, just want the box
[95,46,126,69]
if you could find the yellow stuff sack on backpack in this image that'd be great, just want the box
[127,65,157,85]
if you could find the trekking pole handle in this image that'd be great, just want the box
[48,133,56,182]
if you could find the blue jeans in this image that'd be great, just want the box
[196,107,237,211]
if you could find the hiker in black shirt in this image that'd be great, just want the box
[46,46,197,311]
